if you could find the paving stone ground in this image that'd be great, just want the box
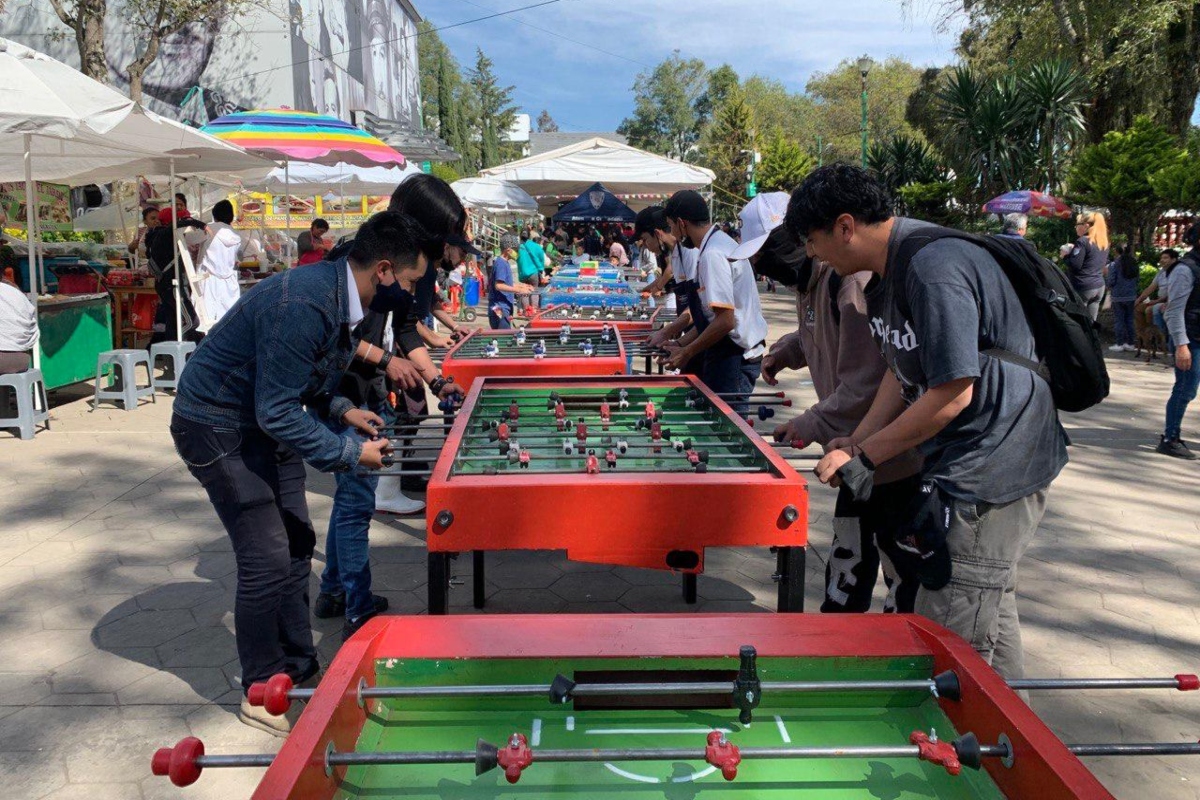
[0,288,1198,799]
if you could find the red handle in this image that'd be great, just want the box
[151,736,205,787]
[246,673,294,716]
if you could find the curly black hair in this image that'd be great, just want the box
[785,163,893,240]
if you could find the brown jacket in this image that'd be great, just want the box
[768,260,921,482]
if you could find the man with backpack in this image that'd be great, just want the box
[787,165,1080,681]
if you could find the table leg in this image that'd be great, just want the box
[473,551,486,609]
[681,572,698,604]
[428,553,450,615]
[775,546,805,613]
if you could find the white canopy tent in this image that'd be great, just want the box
[0,36,273,352]
[451,177,538,216]
[258,161,420,196]
[479,137,714,215]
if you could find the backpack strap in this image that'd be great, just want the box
[827,270,843,325]
[891,225,1047,379]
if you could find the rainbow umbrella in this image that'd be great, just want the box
[983,190,1072,219]
[202,109,406,245]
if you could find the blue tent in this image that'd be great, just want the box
[552,182,636,223]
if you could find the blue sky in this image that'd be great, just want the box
[421,0,966,132]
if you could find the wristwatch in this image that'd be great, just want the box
[378,350,393,372]
[429,376,449,395]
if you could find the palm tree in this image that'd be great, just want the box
[1020,60,1089,192]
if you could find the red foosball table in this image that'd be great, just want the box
[151,614,1200,798]
[408,375,808,615]
[439,328,629,388]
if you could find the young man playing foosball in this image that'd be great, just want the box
[789,165,1069,681]
[651,191,768,415]
[171,211,428,735]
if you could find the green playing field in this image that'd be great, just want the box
[333,655,1007,799]
[451,386,774,476]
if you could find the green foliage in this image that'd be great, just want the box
[757,135,814,193]
[741,76,817,147]
[536,110,558,133]
[41,230,103,243]
[1138,264,1160,295]
[896,181,959,226]
[696,64,740,127]
[470,49,517,172]
[419,22,478,174]
[806,57,926,163]
[617,52,708,159]
[700,86,757,204]
[429,163,460,184]
[1026,217,1077,260]
[934,60,1089,205]
[1068,116,1184,243]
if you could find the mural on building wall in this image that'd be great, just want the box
[1,0,421,127]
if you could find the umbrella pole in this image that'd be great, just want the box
[285,160,291,267]
[171,158,182,344]
[23,134,41,372]
[340,186,346,237]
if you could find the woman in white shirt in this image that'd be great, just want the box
[196,200,243,332]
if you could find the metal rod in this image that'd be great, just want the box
[1069,743,1200,757]
[1009,677,1197,691]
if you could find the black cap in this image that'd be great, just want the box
[634,206,667,238]
[664,190,710,223]
[446,232,483,257]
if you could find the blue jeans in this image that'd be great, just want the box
[1165,343,1200,440]
[489,305,513,329]
[315,406,383,620]
[702,341,761,417]
[1112,301,1135,346]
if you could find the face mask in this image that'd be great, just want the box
[369,280,413,314]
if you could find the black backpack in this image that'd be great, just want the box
[893,226,1110,413]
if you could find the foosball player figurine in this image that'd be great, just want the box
[484,339,500,358]
[518,449,531,468]
[509,401,520,421]
[600,324,613,343]
[618,389,630,410]
[575,418,588,442]
[585,449,600,474]
[605,448,618,469]
[515,328,526,345]
[625,307,634,319]
[599,400,611,427]
[581,339,594,357]
[554,399,567,422]
[533,339,547,359]
[497,422,510,442]
[644,400,656,420]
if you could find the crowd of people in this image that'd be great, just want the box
[5,167,1187,738]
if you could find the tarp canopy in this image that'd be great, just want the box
[552,182,636,223]
[257,161,420,196]
[451,177,538,215]
[479,137,714,212]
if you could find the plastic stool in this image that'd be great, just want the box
[0,368,50,440]
[150,341,196,393]
[92,349,156,411]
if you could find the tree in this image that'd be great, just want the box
[1151,128,1200,212]
[119,0,249,103]
[418,19,446,131]
[46,0,109,82]
[617,51,708,159]
[695,64,739,129]
[536,110,559,133]
[806,57,925,163]
[741,77,818,154]
[943,0,1200,140]
[468,48,517,171]
[701,86,758,204]
[1068,116,1185,247]
[757,134,814,193]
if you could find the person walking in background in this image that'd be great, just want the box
[999,213,1027,239]
[1158,225,1200,459]
[1065,211,1109,321]
[195,200,243,332]
[1106,245,1140,353]
[515,229,546,313]
[127,206,160,260]
[488,247,532,329]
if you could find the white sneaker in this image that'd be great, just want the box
[1123,344,1138,352]
[375,475,425,515]
[1108,345,1125,352]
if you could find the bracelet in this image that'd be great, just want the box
[429,376,448,395]
[856,447,877,471]
[378,350,393,371]
[364,343,375,363]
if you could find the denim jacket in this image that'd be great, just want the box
[174,258,361,472]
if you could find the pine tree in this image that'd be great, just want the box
[703,87,758,203]
[469,49,517,171]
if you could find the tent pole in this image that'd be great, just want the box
[171,158,182,344]
[340,185,346,236]
[284,160,291,266]
[23,134,41,371]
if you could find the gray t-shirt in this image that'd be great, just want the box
[864,218,1069,504]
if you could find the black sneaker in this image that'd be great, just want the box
[400,474,430,493]
[314,592,389,619]
[343,610,378,642]
[1156,436,1197,460]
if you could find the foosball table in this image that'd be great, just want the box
[439,328,629,388]
[151,613,1200,798]
[385,375,808,615]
